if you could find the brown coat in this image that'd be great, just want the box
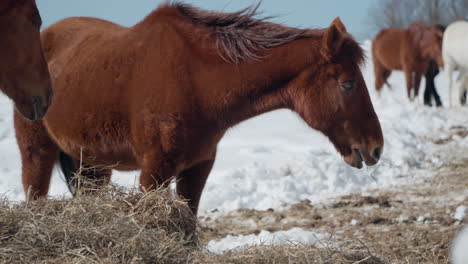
[16,3,383,214]
[372,23,443,100]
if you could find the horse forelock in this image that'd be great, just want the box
[338,36,366,68]
[154,1,312,64]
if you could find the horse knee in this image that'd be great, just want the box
[15,112,58,200]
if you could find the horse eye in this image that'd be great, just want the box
[341,81,356,92]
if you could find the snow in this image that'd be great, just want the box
[0,41,467,235]
[454,205,467,221]
[452,226,468,264]
[207,227,329,254]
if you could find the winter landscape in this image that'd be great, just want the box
[1,0,468,262]
[1,41,467,262]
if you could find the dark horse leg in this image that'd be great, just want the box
[462,84,467,105]
[14,111,58,200]
[413,72,423,102]
[176,158,215,215]
[462,90,467,105]
[424,61,442,107]
[59,152,112,196]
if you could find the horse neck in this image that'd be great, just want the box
[196,38,321,130]
[133,13,322,129]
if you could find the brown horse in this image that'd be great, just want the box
[0,0,53,120]
[15,3,383,215]
[372,23,443,101]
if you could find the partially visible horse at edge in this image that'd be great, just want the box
[0,0,53,120]
[372,23,443,101]
[443,20,468,106]
[16,3,384,215]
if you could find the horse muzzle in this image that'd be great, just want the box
[344,144,383,169]
[17,87,53,121]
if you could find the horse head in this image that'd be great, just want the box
[290,18,384,169]
[0,0,52,120]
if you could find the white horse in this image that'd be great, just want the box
[443,21,468,107]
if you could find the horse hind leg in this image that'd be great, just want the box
[59,152,112,196]
[445,59,455,106]
[404,69,414,102]
[176,157,215,215]
[373,59,390,95]
[460,74,468,106]
[382,70,392,89]
[14,111,59,200]
[413,72,423,103]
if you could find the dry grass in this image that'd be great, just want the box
[194,244,387,264]
[0,186,198,264]
[0,185,388,264]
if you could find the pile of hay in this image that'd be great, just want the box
[0,184,387,264]
[0,186,198,264]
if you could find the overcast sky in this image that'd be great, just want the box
[37,0,374,40]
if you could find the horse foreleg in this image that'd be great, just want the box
[139,149,176,192]
[176,158,215,215]
[423,72,433,106]
[445,61,455,107]
[433,82,443,107]
[14,111,58,200]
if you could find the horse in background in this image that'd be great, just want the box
[423,25,446,107]
[443,20,468,106]
[16,3,383,215]
[372,23,443,101]
[0,0,52,120]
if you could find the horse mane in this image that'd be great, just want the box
[146,2,365,66]
[154,1,312,63]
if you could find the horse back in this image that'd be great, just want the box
[443,21,468,67]
[42,17,125,62]
[372,28,407,70]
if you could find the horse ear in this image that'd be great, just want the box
[332,17,347,33]
[321,18,346,61]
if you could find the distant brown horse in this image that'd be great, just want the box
[0,0,53,120]
[16,3,383,215]
[372,23,443,101]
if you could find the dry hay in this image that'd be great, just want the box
[0,186,198,264]
[0,185,389,264]
[194,244,387,264]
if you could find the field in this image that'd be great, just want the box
[0,42,467,263]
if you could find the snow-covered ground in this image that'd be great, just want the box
[1,42,468,251]
[452,226,468,264]
[207,227,331,254]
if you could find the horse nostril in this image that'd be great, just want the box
[47,88,54,106]
[31,96,41,105]
[372,146,382,160]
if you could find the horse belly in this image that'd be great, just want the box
[44,108,138,170]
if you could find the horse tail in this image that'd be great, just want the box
[58,151,78,196]
[371,37,387,92]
